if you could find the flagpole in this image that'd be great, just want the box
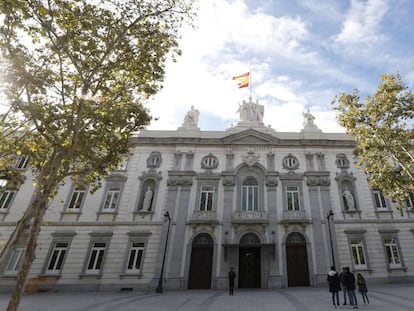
[249,64,252,101]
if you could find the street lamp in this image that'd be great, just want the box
[326,210,335,268]
[156,211,171,293]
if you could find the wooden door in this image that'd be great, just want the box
[188,234,213,289]
[286,233,310,287]
[238,247,261,288]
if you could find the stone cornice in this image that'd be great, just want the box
[131,136,356,148]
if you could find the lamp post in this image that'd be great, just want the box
[326,210,335,268]
[156,211,171,293]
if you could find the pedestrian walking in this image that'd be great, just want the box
[228,267,236,295]
[339,267,348,305]
[327,266,341,308]
[357,273,369,304]
[344,267,358,309]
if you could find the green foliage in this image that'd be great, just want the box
[0,0,194,189]
[0,2,193,309]
[333,74,414,211]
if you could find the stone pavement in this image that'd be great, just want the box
[1,284,414,311]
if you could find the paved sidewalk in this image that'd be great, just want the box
[0,284,414,311]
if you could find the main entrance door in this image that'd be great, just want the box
[238,233,261,288]
[188,233,213,289]
[286,232,310,287]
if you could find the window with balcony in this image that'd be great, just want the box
[241,177,258,211]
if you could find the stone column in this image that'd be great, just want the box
[152,177,179,288]
[165,174,193,290]
[306,173,330,285]
[219,172,235,288]
[266,173,279,286]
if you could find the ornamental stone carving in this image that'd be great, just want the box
[146,151,162,168]
[336,153,350,170]
[242,151,259,167]
[201,153,219,170]
[222,175,236,187]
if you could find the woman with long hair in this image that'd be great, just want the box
[357,273,369,304]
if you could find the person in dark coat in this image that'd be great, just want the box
[344,267,358,308]
[357,273,369,304]
[339,267,348,305]
[228,267,236,295]
[327,266,341,308]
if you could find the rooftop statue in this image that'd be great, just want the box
[302,109,320,131]
[238,97,264,122]
[184,105,199,125]
[178,105,200,130]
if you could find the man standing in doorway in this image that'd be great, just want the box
[228,267,236,295]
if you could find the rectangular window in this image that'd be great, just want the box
[116,157,128,170]
[68,186,86,210]
[405,192,414,209]
[373,190,387,209]
[242,185,258,211]
[15,155,29,169]
[350,239,367,269]
[46,242,68,273]
[287,186,300,210]
[126,242,145,273]
[200,186,214,211]
[0,191,15,210]
[5,248,24,274]
[86,242,106,273]
[103,187,120,210]
[384,238,401,266]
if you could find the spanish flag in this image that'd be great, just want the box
[232,72,250,88]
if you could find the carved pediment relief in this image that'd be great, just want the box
[222,129,280,144]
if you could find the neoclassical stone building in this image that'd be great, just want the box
[1,98,413,292]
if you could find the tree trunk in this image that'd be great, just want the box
[0,207,34,268]
[6,193,49,311]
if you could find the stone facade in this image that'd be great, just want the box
[1,99,414,292]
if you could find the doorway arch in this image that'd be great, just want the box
[238,233,261,288]
[188,233,213,289]
[286,232,310,287]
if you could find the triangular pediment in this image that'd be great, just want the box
[222,129,280,144]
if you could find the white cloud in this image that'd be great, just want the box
[148,0,320,131]
[335,0,389,44]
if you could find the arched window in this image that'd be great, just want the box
[241,177,258,211]
[192,233,214,246]
[240,233,260,245]
[286,232,306,244]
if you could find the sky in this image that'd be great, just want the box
[147,0,414,133]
